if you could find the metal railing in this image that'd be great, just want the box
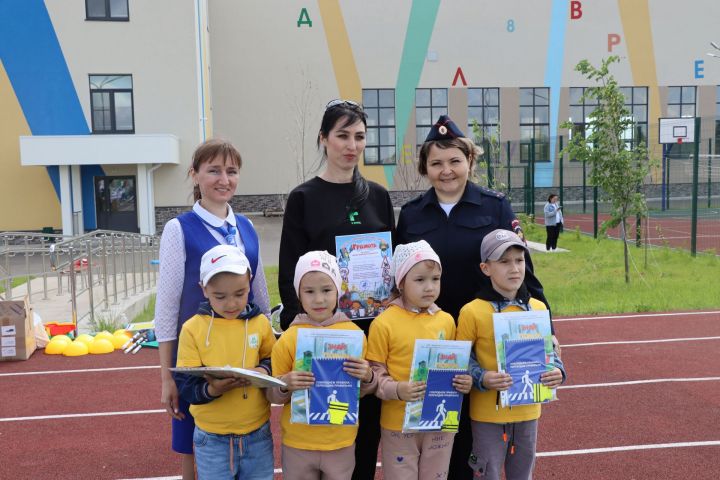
[0,230,159,335]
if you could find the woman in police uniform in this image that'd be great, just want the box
[395,115,549,479]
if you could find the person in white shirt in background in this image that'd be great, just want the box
[543,194,562,251]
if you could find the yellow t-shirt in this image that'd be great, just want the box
[456,298,546,423]
[366,305,456,431]
[272,322,368,451]
[176,312,276,435]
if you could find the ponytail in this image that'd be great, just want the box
[348,166,370,212]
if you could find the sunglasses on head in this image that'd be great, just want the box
[325,99,361,110]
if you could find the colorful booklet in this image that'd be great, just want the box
[169,366,286,389]
[492,309,557,407]
[290,328,364,426]
[335,231,393,321]
[402,339,471,433]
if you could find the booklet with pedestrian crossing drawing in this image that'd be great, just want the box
[290,328,364,426]
[402,339,471,433]
[492,309,557,407]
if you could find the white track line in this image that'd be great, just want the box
[117,464,387,479]
[554,310,720,322]
[563,336,720,348]
[0,409,165,422]
[6,378,719,422]
[0,365,159,377]
[560,377,720,390]
[536,440,720,457]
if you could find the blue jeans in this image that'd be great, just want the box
[193,422,274,480]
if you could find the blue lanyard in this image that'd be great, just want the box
[196,214,237,246]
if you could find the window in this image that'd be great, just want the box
[363,89,396,165]
[467,88,500,142]
[620,86,648,145]
[416,88,448,148]
[519,87,550,163]
[570,86,648,151]
[86,0,129,20]
[667,86,696,158]
[90,75,134,133]
[667,86,696,118]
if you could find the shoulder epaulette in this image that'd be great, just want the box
[478,186,506,199]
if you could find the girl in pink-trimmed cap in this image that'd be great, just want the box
[366,240,472,480]
[269,250,378,480]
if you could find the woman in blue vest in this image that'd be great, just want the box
[155,139,270,479]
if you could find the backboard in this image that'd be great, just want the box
[659,117,695,144]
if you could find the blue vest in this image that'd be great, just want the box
[176,211,259,337]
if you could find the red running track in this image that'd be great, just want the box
[557,213,720,252]
[1,310,719,479]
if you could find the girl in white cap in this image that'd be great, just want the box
[366,240,472,480]
[268,250,378,480]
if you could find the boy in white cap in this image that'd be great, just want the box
[174,244,276,480]
[456,230,565,480]
[366,240,472,480]
[269,250,377,480]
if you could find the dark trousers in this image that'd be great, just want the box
[546,225,560,250]
[448,394,474,479]
[352,394,382,480]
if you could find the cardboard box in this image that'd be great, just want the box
[0,297,36,361]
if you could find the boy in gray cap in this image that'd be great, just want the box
[456,229,565,480]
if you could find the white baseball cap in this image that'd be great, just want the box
[199,245,252,287]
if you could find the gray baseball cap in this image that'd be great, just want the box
[481,229,528,262]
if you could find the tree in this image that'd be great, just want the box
[560,56,657,283]
[471,120,507,194]
[285,67,320,185]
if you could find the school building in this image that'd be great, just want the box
[2,0,719,235]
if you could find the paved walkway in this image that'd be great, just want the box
[526,240,569,254]
[7,269,155,333]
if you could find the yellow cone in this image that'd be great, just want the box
[63,341,89,356]
[75,334,95,346]
[113,329,129,337]
[89,338,115,354]
[49,335,72,345]
[111,333,132,349]
[45,339,68,355]
[94,331,114,342]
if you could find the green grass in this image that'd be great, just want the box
[131,294,156,324]
[133,243,720,321]
[265,265,280,307]
[0,276,32,295]
[522,223,720,316]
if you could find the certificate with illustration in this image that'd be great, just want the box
[402,339,471,433]
[290,328,364,426]
[334,231,393,321]
[492,309,557,407]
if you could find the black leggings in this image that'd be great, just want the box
[352,394,382,479]
[546,225,560,250]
